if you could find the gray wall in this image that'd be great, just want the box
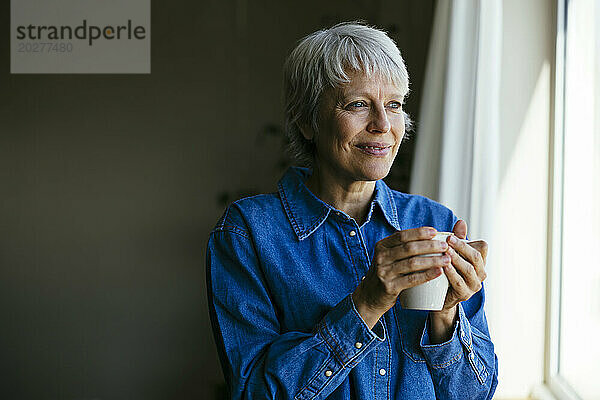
[0,1,434,399]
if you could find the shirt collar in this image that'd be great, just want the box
[277,166,400,240]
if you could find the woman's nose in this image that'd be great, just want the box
[366,106,391,133]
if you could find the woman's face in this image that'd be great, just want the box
[308,72,406,183]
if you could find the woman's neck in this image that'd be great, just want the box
[304,165,376,225]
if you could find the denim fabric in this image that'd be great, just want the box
[207,167,498,400]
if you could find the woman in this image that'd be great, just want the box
[207,22,498,399]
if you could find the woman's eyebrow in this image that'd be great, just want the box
[341,91,404,99]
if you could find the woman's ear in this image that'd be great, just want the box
[298,123,315,142]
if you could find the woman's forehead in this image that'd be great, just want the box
[334,72,405,98]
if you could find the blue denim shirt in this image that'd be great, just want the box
[207,167,498,399]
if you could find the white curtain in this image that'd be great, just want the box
[410,0,502,243]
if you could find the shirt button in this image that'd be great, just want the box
[469,352,475,361]
[354,342,363,349]
[379,368,386,376]
[325,370,333,377]
[349,230,356,237]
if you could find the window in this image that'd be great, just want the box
[546,0,600,398]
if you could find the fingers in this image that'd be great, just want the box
[387,254,450,276]
[358,262,444,312]
[447,236,487,282]
[395,266,443,289]
[370,226,487,306]
[452,219,468,240]
[374,227,446,267]
[468,240,489,263]
[444,249,481,306]
[377,240,448,266]
[371,254,449,298]
[379,227,437,248]
[446,247,482,292]
[443,262,472,299]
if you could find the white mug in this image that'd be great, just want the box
[398,232,466,311]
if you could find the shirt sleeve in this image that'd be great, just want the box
[206,210,385,400]
[419,286,499,400]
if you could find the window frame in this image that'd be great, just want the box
[543,0,594,399]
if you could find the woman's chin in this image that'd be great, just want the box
[356,163,392,181]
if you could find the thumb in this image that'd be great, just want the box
[452,219,468,240]
[469,240,489,263]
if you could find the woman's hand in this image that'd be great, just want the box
[352,227,451,329]
[441,220,488,311]
[429,220,488,343]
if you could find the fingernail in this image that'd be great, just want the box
[442,255,451,263]
[448,235,457,244]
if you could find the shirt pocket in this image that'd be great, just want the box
[392,304,428,363]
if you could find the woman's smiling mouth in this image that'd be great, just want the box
[355,142,393,156]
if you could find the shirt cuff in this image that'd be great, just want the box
[419,303,472,369]
[317,294,385,368]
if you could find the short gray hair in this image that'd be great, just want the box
[283,21,411,167]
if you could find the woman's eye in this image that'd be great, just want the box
[348,101,367,109]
